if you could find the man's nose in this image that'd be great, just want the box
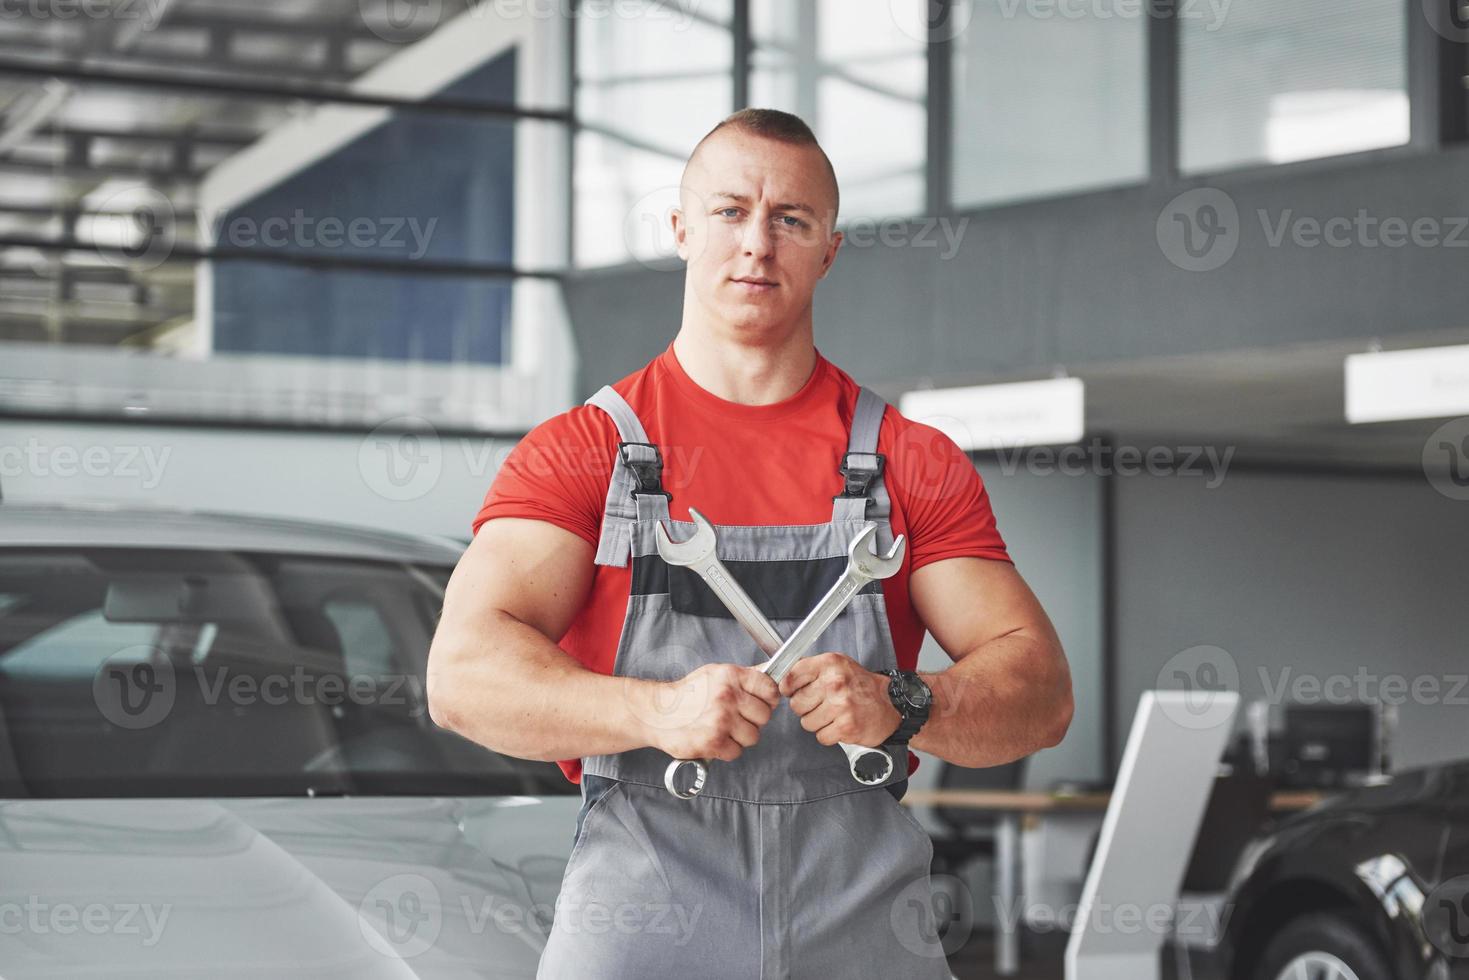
[740,211,775,258]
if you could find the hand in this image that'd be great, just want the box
[638,663,780,763]
[779,653,901,748]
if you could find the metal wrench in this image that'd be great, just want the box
[656,510,906,798]
[654,509,896,795]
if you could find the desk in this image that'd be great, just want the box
[901,789,1324,976]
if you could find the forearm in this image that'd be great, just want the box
[427,609,656,762]
[909,630,1073,768]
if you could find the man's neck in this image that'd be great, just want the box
[671,326,818,406]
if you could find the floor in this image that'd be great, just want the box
[946,930,1066,980]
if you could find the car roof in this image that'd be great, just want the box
[0,501,465,565]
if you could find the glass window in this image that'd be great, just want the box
[0,3,537,367]
[751,0,926,221]
[0,548,570,798]
[574,1,734,267]
[1180,0,1408,173]
[951,0,1148,209]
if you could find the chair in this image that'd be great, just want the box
[928,756,1029,880]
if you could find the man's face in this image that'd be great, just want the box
[673,131,842,339]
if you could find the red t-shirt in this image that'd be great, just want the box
[472,342,1011,783]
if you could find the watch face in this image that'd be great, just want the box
[896,674,931,710]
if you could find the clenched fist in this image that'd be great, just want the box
[638,663,780,763]
[779,652,900,748]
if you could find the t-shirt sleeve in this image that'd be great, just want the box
[470,405,618,546]
[886,415,1011,572]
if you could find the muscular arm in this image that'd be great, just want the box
[426,517,777,763]
[907,557,1073,767]
[779,556,1072,768]
[425,518,643,761]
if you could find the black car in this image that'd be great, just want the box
[1194,759,1469,980]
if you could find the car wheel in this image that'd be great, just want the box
[1254,912,1392,980]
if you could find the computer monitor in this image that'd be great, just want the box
[1280,704,1376,789]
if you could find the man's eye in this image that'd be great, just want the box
[777,215,806,228]
[717,208,740,218]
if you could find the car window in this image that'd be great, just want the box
[4,609,160,677]
[0,547,572,799]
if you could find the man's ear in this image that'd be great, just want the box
[819,229,844,278]
[672,207,689,262]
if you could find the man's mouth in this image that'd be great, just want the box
[731,277,778,289]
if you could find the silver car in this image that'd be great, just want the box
[0,501,580,978]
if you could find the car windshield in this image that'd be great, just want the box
[0,547,572,799]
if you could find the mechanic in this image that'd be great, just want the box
[427,108,1074,978]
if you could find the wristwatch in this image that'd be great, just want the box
[883,669,933,744]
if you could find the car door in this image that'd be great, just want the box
[1430,783,1469,977]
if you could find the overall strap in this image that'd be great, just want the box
[585,385,671,567]
[830,385,893,526]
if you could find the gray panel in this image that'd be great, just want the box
[1113,469,1469,774]
[563,145,1469,394]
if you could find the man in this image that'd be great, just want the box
[427,108,1073,978]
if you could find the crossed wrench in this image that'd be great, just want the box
[655,508,906,799]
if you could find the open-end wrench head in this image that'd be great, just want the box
[654,506,718,566]
[848,524,906,580]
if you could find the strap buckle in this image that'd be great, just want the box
[837,451,885,498]
[618,441,672,500]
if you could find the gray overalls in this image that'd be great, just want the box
[536,384,951,979]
